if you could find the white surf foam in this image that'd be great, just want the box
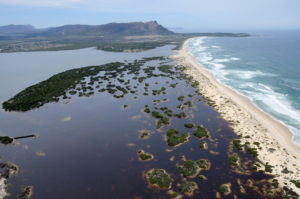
[228,70,277,79]
[187,37,300,146]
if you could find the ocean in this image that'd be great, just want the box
[187,30,300,146]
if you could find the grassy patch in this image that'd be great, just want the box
[228,154,238,166]
[193,126,209,138]
[246,146,258,158]
[139,129,151,139]
[199,141,207,149]
[264,162,273,173]
[177,96,185,101]
[165,128,189,147]
[196,159,209,169]
[184,123,194,128]
[232,139,243,150]
[144,108,151,113]
[156,116,170,129]
[219,184,229,194]
[151,111,164,119]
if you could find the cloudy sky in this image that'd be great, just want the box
[0,0,299,31]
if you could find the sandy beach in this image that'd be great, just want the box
[173,38,300,194]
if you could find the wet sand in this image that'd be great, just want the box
[173,38,300,194]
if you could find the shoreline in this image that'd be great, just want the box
[173,38,300,194]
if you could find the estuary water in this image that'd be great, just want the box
[187,30,300,146]
[0,46,276,198]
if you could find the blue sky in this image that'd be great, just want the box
[0,0,299,31]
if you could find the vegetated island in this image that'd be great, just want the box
[145,169,173,189]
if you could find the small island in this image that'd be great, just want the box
[137,150,154,161]
[178,181,198,196]
[165,128,189,147]
[178,159,210,178]
[0,136,13,144]
[145,169,173,189]
[193,126,209,138]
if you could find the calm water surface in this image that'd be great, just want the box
[0,47,278,198]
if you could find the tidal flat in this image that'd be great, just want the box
[0,48,297,198]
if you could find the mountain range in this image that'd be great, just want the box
[0,21,249,53]
[0,21,173,39]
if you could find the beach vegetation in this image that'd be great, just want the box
[246,146,258,158]
[232,139,243,150]
[282,168,290,174]
[264,162,273,173]
[253,141,260,146]
[291,180,300,188]
[271,179,279,188]
[191,81,199,88]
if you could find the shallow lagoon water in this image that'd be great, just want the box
[0,47,282,198]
